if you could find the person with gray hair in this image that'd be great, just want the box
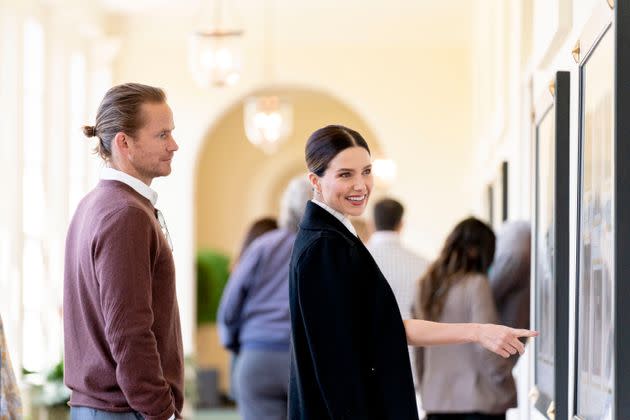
[217,175,312,420]
[488,221,531,358]
[278,176,313,232]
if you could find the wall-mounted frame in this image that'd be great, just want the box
[530,71,570,420]
[486,183,495,227]
[501,161,509,222]
[485,163,507,230]
[572,1,629,418]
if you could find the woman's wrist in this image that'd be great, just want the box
[468,323,481,344]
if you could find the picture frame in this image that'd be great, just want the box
[571,1,630,418]
[530,71,570,420]
[485,164,506,231]
[485,183,494,227]
[501,161,509,223]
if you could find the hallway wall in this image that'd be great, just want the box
[470,1,607,419]
[111,6,476,354]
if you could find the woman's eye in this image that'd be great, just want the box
[339,173,351,178]
[363,169,371,175]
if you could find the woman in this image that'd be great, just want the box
[222,216,278,403]
[217,176,312,420]
[414,218,516,420]
[288,125,536,420]
[230,217,278,272]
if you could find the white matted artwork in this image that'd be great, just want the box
[576,21,614,420]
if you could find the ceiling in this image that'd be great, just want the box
[97,0,475,46]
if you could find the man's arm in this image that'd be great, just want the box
[95,207,175,420]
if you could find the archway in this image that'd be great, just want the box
[193,85,382,393]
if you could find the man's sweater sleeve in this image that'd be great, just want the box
[94,206,175,420]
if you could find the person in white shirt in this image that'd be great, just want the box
[367,198,428,417]
[367,198,428,319]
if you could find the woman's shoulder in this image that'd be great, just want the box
[459,272,491,289]
[293,228,356,265]
[453,273,493,302]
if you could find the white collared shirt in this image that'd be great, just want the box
[366,231,428,319]
[311,199,358,237]
[101,167,158,206]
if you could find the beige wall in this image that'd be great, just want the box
[469,1,609,419]
[112,8,475,354]
[195,87,381,257]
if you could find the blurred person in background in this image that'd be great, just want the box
[221,216,277,402]
[413,217,516,420]
[217,176,312,420]
[367,197,428,417]
[488,221,531,334]
[230,217,278,271]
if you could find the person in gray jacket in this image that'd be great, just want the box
[488,221,531,333]
[413,218,516,420]
[217,176,312,420]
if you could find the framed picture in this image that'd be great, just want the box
[530,71,570,420]
[572,1,630,418]
[485,183,494,227]
[485,164,506,230]
[501,161,509,223]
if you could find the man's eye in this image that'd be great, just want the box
[363,169,371,175]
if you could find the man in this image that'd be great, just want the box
[367,198,428,320]
[64,83,182,420]
[367,198,428,417]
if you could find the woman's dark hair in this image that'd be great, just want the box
[416,217,496,321]
[305,125,371,176]
[82,83,166,160]
[233,217,278,267]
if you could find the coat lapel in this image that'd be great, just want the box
[299,201,363,246]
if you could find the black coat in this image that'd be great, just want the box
[288,202,419,420]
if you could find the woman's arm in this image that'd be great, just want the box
[403,319,537,358]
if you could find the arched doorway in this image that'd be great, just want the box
[193,85,382,395]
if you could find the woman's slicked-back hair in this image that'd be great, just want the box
[305,125,371,176]
[82,82,166,160]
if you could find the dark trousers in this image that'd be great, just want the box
[426,414,506,420]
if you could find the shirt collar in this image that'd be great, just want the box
[368,230,401,246]
[101,167,158,206]
[311,199,358,237]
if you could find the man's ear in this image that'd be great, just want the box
[308,172,321,195]
[112,132,129,155]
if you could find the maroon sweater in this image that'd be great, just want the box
[63,180,183,420]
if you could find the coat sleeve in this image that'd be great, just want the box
[410,301,424,390]
[95,207,175,420]
[295,235,369,418]
[217,243,262,351]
